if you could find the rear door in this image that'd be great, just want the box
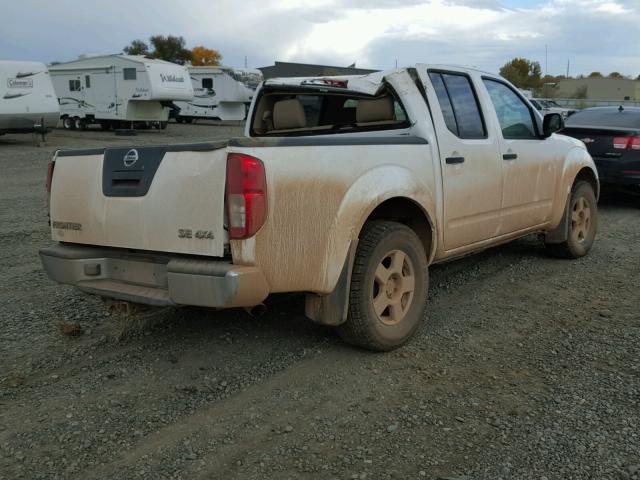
[480,78,558,233]
[417,65,503,251]
[50,143,228,257]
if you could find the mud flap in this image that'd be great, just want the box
[545,192,571,244]
[305,240,358,326]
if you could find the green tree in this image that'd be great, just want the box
[588,71,603,78]
[608,72,624,79]
[499,58,542,89]
[149,35,192,64]
[123,39,150,56]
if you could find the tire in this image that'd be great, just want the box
[74,117,86,131]
[62,117,74,130]
[159,121,168,130]
[546,180,597,258]
[99,121,111,131]
[337,221,428,351]
[175,116,184,124]
[184,117,193,124]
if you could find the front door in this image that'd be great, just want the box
[417,66,503,251]
[481,78,558,234]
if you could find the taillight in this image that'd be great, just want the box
[225,153,267,239]
[613,136,640,149]
[46,160,55,197]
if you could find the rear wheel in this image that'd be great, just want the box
[546,180,597,258]
[74,117,86,130]
[337,221,428,351]
[159,121,168,130]
[62,117,74,130]
[99,121,111,131]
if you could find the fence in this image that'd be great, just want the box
[549,98,640,109]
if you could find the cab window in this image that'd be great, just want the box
[483,79,538,140]
[429,71,486,139]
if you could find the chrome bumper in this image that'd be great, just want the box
[39,243,269,308]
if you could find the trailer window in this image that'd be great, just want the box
[202,78,213,89]
[123,68,137,80]
[251,89,409,136]
[85,75,91,88]
[69,79,81,92]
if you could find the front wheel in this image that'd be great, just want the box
[546,180,597,258]
[337,221,428,351]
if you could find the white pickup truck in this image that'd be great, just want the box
[41,65,599,351]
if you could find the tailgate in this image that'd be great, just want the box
[50,142,228,257]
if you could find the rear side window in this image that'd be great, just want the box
[123,68,137,80]
[202,78,213,89]
[483,79,537,140]
[69,79,81,92]
[429,72,486,139]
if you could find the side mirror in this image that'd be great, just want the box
[543,113,564,138]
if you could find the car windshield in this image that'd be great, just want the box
[565,108,640,129]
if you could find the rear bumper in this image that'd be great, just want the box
[39,243,269,308]
[594,158,640,187]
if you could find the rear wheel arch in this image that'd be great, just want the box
[305,197,435,328]
[361,197,436,264]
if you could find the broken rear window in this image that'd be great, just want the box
[250,89,410,136]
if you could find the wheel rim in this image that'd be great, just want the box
[570,195,591,244]
[372,249,415,326]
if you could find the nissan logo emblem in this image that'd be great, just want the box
[123,149,139,167]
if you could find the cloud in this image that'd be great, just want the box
[0,0,638,77]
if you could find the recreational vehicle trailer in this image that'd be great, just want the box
[49,55,194,130]
[0,61,60,136]
[173,66,261,122]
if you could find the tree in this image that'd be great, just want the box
[148,35,192,64]
[191,46,222,66]
[123,39,150,56]
[608,71,624,79]
[588,71,603,78]
[499,58,542,89]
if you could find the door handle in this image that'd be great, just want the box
[445,156,465,164]
[503,153,518,161]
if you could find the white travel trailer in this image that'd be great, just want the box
[49,55,194,130]
[0,61,60,136]
[173,66,261,122]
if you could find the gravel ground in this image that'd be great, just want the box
[0,123,639,480]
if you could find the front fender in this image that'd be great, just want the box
[549,144,599,231]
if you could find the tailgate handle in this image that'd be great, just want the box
[445,156,465,164]
[503,153,518,161]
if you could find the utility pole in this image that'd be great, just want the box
[395,58,398,69]
[566,59,570,78]
[545,44,548,77]
[244,56,248,69]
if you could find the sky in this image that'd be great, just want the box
[1,0,639,77]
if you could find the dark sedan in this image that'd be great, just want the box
[561,106,640,193]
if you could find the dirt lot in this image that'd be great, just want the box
[1,124,639,480]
